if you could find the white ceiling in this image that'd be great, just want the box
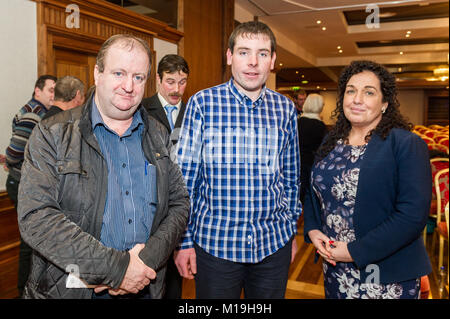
[235,0,449,87]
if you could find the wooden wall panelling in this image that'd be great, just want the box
[180,0,235,102]
[0,192,20,299]
[35,0,183,97]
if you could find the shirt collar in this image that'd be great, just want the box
[227,78,266,109]
[157,92,181,109]
[91,98,143,134]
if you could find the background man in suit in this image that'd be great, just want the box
[142,54,189,160]
[141,54,189,299]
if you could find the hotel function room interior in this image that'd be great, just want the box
[0,0,448,300]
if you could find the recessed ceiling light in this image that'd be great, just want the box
[316,20,322,24]
[337,46,341,49]
[339,49,343,53]
[279,63,283,66]
[296,71,299,74]
[322,26,327,31]
[406,30,411,34]
[316,86,320,89]
[399,51,404,55]
[406,34,410,38]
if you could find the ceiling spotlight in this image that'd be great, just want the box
[399,51,404,55]
[316,86,320,89]
[322,26,327,31]
[279,63,283,66]
[406,30,411,34]
[296,71,299,74]
[316,20,322,24]
[339,49,343,53]
[406,34,410,37]
[337,46,341,49]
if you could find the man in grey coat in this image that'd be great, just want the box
[17,34,189,299]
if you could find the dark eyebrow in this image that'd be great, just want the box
[346,84,378,91]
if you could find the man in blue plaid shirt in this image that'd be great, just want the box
[174,21,301,298]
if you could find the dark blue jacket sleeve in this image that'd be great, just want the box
[347,131,432,268]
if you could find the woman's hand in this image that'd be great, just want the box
[329,241,353,263]
[308,229,336,266]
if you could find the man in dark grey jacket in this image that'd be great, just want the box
[17,34,189,299]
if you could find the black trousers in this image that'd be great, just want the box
[6,174,32,298]
[194,238,292,299]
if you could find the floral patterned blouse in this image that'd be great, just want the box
[311,140,420,299]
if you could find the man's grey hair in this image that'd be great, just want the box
[54,76,85,102]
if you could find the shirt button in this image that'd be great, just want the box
[122,163,126,168]
[128,219,132,224]
[125,191,129,195]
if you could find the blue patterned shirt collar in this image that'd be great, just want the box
[227,78,266,108]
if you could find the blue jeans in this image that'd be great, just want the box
[194,238,292,299]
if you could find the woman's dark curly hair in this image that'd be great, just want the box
[315,60,412,162]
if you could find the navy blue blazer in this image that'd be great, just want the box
[304,128,432,284]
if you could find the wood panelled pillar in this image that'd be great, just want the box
[179,0,234,101]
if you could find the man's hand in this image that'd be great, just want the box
[94,243,155,295]
[291,237,298,263]
[174,248,197,279]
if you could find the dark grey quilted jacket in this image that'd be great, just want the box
[17,97,189,299]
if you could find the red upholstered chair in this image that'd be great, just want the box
[434,135,449,144]
[439,138,449,149]
[420,275,430,299]
[424,158,449,244]
[435,169,449,272]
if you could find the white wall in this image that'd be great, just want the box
[0,0,37,191]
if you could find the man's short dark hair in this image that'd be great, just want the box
[228,21,276,55]
[33,75,57,97]
[157,54,189,80]
[54,76,85,102]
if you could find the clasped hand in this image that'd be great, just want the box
[308,229,353,266]
[94,243,156,296]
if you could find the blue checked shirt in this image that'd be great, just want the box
[177,79,301,263]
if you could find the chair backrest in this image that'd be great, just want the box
[435,168,449,225]
[446,203,449,237]
[434,135,449,143]
[430,159,449,200]
[433,144,449,154]
[422,136,435,145]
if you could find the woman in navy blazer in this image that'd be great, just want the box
[303,60,432,299]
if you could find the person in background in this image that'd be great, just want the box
[304,60,432,299]
[17,34,189,299]
[4,74,56,297]
[298,93,328,204]
[141,54,189,299]
[142,54,189,162]
[42,75,85,120]
[293,89,307,116]
[175,21,301,299]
